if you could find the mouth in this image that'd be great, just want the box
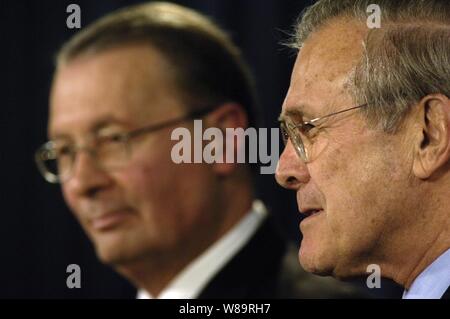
[91,209,135,231]
[301,208,324,219]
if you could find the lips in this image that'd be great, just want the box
[91,209,135,231]
[300,208,324,218]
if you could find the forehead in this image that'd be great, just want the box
[282,18,368,118]
[49,44,184,139]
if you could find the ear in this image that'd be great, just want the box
[412,94,450,179]
[204,103,249,176]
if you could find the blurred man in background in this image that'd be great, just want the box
[36,2,362,298]
[276,0,450,299]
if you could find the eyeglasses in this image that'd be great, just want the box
[35,107,214,184]
[279,103,368,162]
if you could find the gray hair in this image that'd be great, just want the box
[288,0,450,132]
[56,2,258,128]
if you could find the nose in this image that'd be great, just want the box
[275,140,310,190]
[65,149,113,198]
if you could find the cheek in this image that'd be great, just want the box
[310,135,392,244]
[113,158,185,246]
[116,155,213,226]
[119,157,173,205]
[121,139,186,200]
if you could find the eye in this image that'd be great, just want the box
[109,133,125,142]
[56,145,74,157]
[301,123,316,134]
[100,132,126,144]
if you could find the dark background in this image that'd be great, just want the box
[0,0,402,298]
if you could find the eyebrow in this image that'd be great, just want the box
[48,116,131,140]
[48,129,71,141]
[278,105,315,122]
[92,117,131,132]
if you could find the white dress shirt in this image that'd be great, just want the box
[137,200,268,299]
[402,248,450,299]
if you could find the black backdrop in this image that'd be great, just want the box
[1,0,310,298]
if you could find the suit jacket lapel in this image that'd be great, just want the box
[442,286,450,299]
[197,215,286,298]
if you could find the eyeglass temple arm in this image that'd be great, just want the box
[307,103,368,125]
[127,106,216,138]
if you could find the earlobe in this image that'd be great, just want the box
[205,103,249,176]
[412,95,450,179]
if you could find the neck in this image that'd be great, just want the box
[377,188,450,289]
[401,228,450,289]
[116,171,254,297]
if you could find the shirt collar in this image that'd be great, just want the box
[137,200,268,299]
[402,248,450,299]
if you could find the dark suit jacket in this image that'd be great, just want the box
[442,286,450,299]
[196,215,368,299]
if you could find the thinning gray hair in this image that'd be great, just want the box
[288,0,450,132]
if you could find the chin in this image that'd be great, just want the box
[95,245,127,265]
[92,235,141,266]
[299,256,334,277]
[298,240,336,276]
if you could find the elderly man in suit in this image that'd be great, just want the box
[276,0,450,299]
[35,2,362,298]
